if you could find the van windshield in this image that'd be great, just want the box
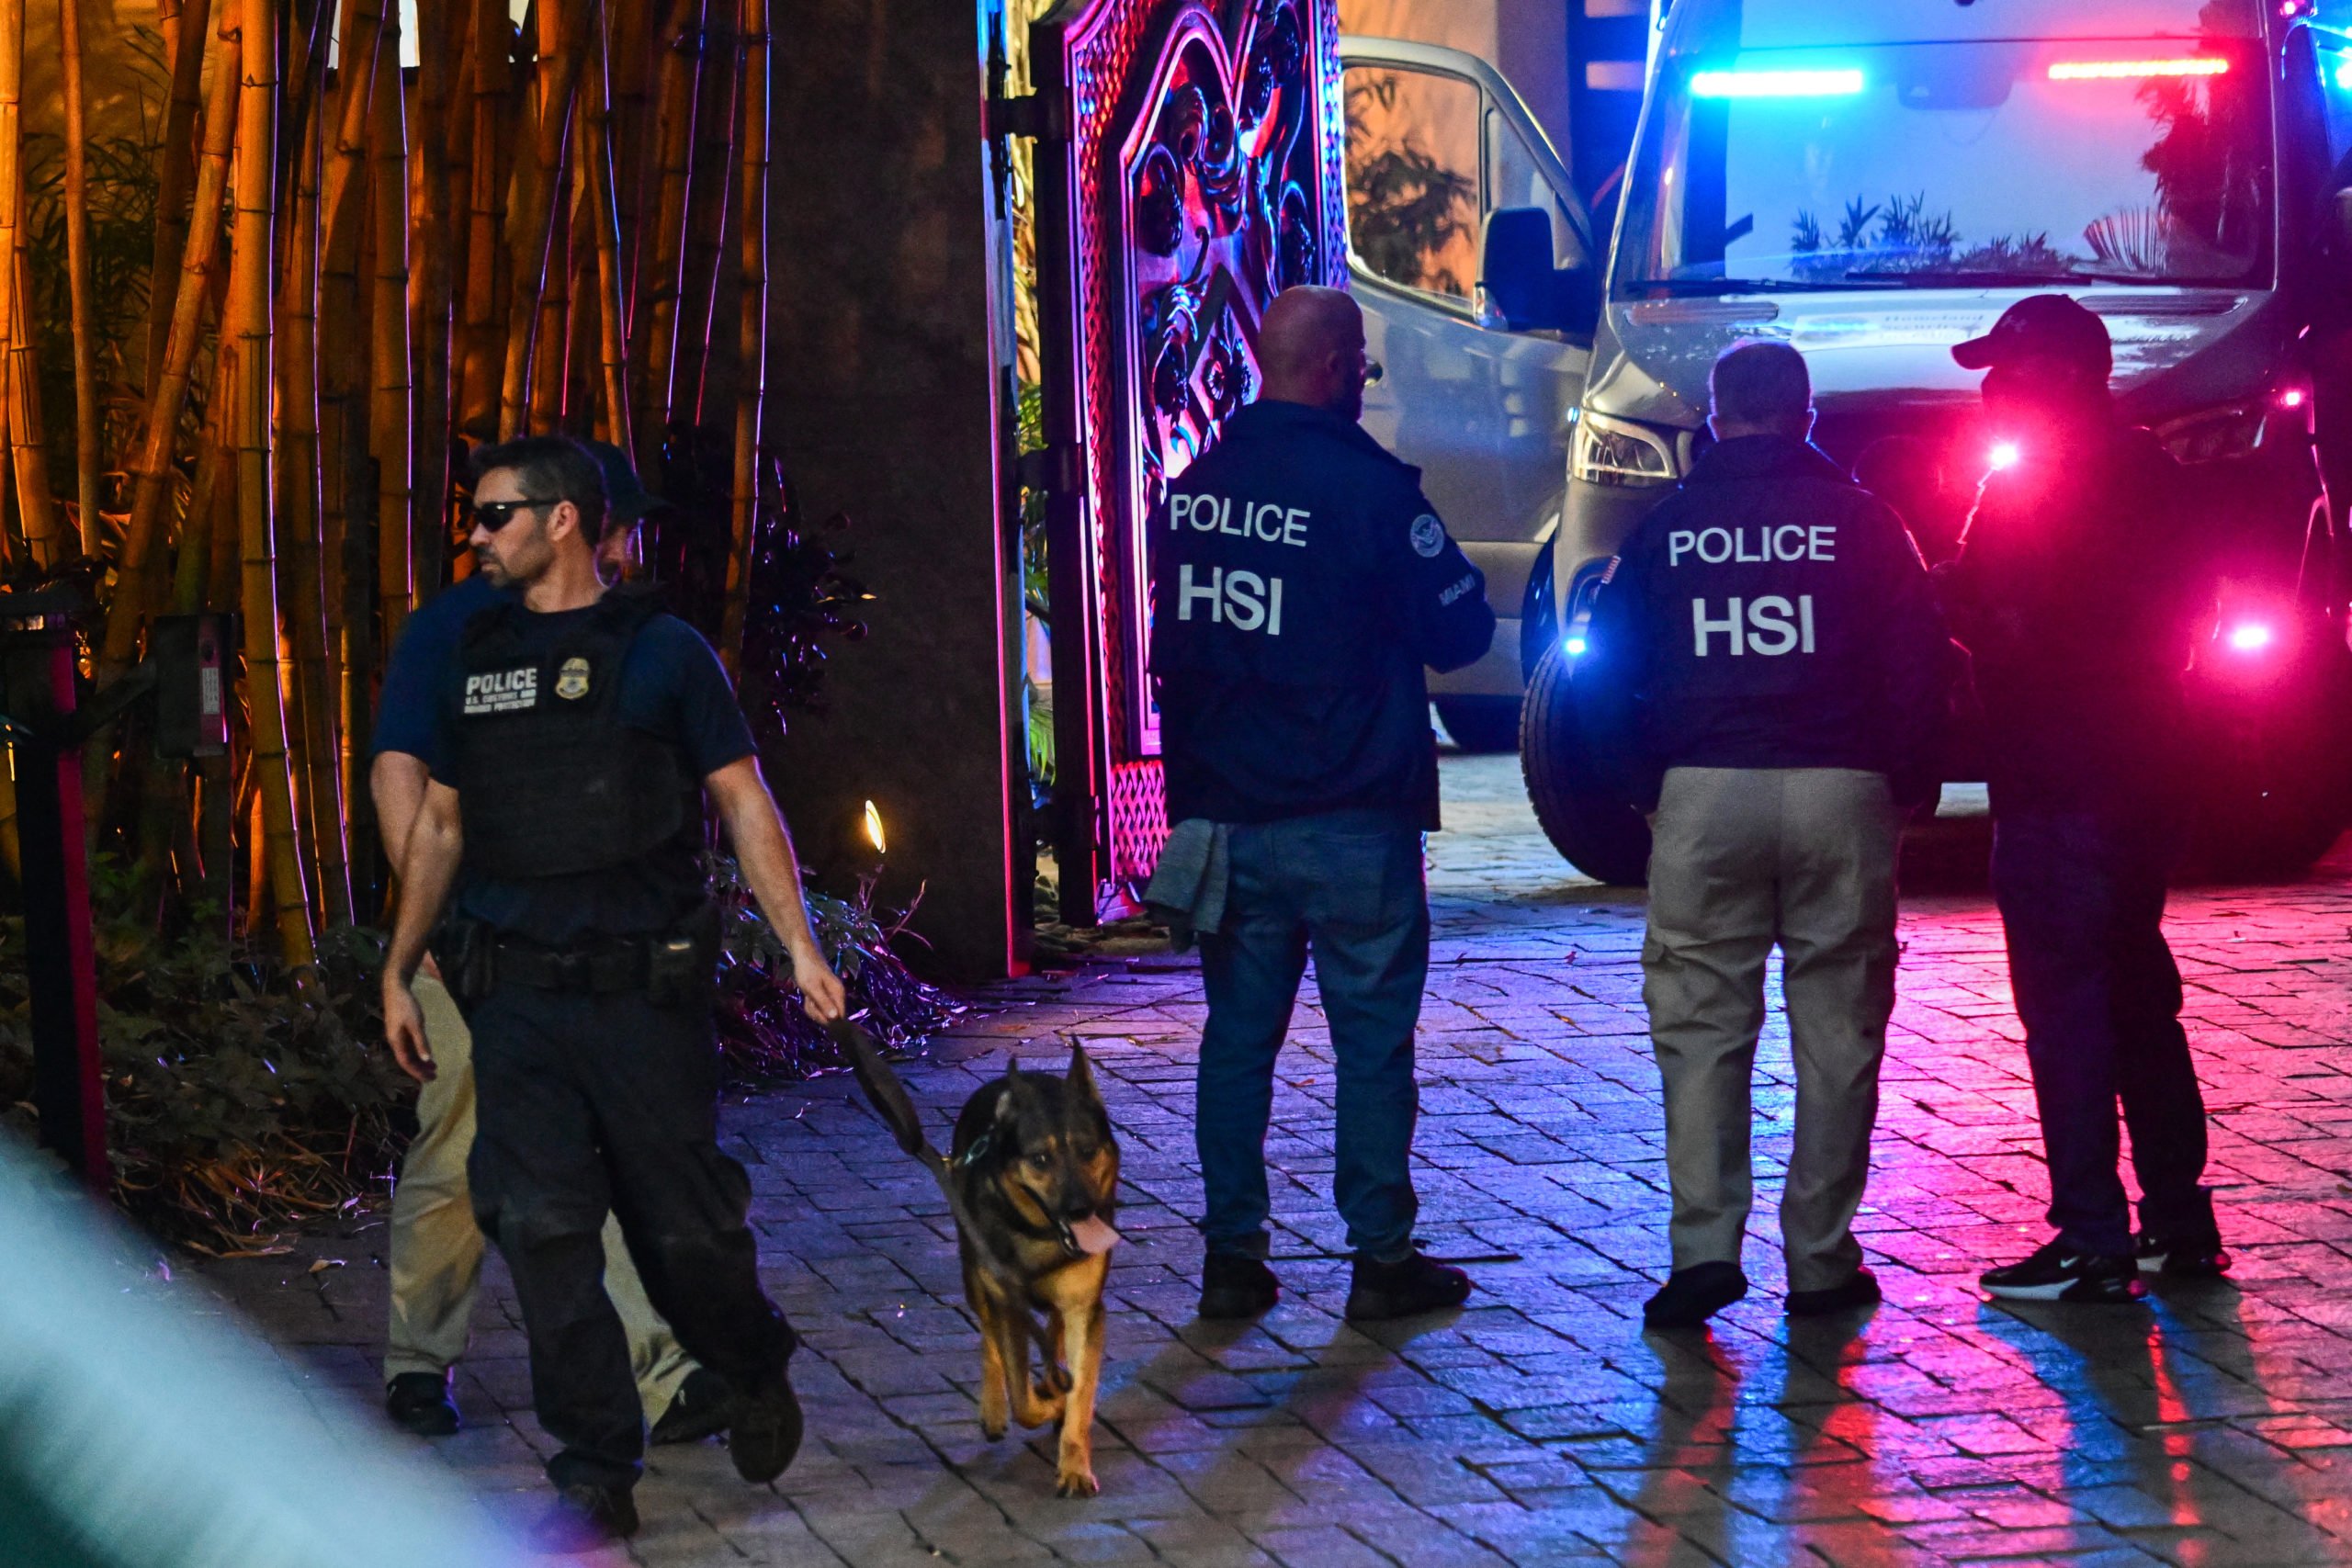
[1616,39,2272,293]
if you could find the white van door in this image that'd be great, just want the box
[1340,38,1598,740]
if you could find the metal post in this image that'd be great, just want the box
[6,626,107,1191]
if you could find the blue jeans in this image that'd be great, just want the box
[1194,811,1430,1262]
[1990,807,2216,1258]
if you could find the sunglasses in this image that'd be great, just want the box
[469,497,565,531]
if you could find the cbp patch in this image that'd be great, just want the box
[555,656,592,701]
[1409,513,1446,558]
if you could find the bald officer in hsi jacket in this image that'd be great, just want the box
[1146,286,1494,1325]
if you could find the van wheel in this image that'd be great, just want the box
[1521,644,1652,886]
[1435,697,1521,754]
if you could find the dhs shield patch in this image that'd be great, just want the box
[555,656,592,701]
[1409,513,1446,558]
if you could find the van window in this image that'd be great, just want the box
[1487,101,1586,270]
[1617,39,2272,291]
[1345,66,1482,300]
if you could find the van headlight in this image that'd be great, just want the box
[1571,410,1681,487]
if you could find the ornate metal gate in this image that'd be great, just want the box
[1019,0,1347,919]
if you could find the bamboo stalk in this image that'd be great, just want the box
[527,170,572,432]
[59,0,98,555]
[673,1,739,428]
[497,0,589,438]
[605,0,651,314]
[628,0,702,477]
[206,354,241,615]
[316,0,384,284]
[10,223,62,567]
[169,413,223,615]
[143,0,214,400]
[370,8,412,650]
[157,0,184,75]
[455,0,511,434]
[582,0,632,458]
[231,0,317,967]
[278,75,350,926]
[0,0,56,568]
[718,0,766,672]
[96,28,242,686]
[410,0,466,601]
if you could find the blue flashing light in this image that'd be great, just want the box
[1564,637,1589,657]
[2336,59,2352,89]
[1690,67,1864,99]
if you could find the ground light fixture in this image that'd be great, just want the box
[1690,67,1865,98]
[864,799,888,855]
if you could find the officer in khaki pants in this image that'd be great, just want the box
[1577,341,1953,1328]
[374,445,728,1442]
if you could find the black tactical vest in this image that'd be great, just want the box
[447,591,695,882]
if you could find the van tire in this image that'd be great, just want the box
[1436,697,1521,754]
[1521,644,1652,886]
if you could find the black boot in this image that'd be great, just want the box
[1345,1250,1472,1321]
[1198,1253,1281,1320]
[729,1363,805,1484]
[385,1371,460,1437]
[1643,1262,1748,1328]
[650,1366,737,1446]
[529,1483,639,1554]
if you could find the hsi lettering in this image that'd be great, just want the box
[1176,564,1286,636]
[1690,595,1816,656]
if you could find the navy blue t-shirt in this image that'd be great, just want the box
[416,598,758,943]
[372,574,510,761]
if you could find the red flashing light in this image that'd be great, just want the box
[2227,623,2275,652]
[2279,388,2308,410]
[1987,440,2021,471]
[2048,58,2229,81]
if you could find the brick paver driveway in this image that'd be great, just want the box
[212,757,2352,1565]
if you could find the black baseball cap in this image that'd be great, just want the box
[1951,293,2112,380]
[582,439,672,525]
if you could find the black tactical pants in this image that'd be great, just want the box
[465,983,793,1490]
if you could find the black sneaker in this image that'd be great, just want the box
[384,1371,460,1437]
[528,1482,639,1554]
[728,1363,805,1484]
[1345,1250,1472,1321]
[1642,1261,1748,1329]
[2135,1230,2232,1278]
[1981,1240,2145,1303]
[650,1366,736,1446]
[1198,1252,1281,1320]
[1786,1266,1882,1318]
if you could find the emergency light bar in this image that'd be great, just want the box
[2047,58,2228,81]
[1690,67,1865,98]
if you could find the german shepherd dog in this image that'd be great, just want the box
[829,1023,1121,1497]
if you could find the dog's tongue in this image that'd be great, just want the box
[1069,1216,1123,1256]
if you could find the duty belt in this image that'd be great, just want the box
[491,937,656,993]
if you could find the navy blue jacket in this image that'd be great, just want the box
[1151,399,1495,826]
[1579,434,1952,808]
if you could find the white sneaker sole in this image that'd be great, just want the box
[1983,1278,2142,1303]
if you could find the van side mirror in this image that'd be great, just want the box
[1479,206,1597,335]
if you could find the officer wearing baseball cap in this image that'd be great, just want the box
[1941,295,2227,1303]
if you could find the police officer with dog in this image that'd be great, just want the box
[380,435,846,1550]
[1578,340,1951,1329]
[1145,285,1494,1324]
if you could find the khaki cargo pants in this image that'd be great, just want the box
[1643,767,1902,1292]
[382,972,696,1421]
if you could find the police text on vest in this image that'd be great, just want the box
[464,667,540,714]
[1668,525,1835,566]
[1178,564,1285,634]
[1170,493,1311,547]
[1690,596,1815,656]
